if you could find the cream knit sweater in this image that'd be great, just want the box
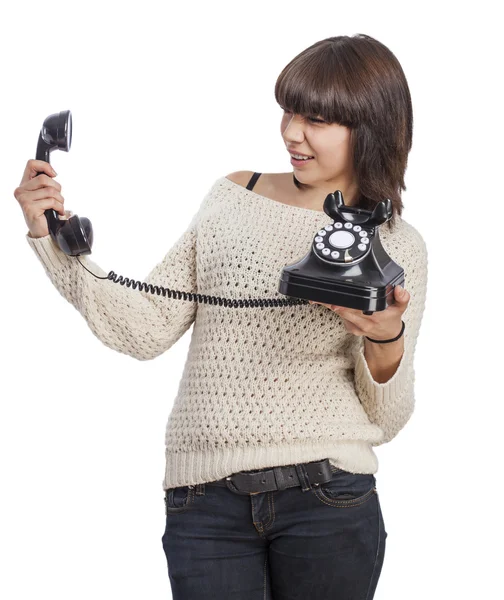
[26,175,428,490]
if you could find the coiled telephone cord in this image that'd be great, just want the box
[76,257,308,308]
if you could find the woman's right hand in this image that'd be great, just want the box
[14,159,68,239]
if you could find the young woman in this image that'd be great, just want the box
[18,33,427,600]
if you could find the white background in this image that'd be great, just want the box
[1,1,502,598]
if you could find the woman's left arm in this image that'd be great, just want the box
[310,228,428,445]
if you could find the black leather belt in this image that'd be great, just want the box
[206,458,339,494]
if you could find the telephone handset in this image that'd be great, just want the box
[35,110,404,315]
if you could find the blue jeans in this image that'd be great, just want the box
[162,461,387,599]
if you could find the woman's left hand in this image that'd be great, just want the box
[309,284,410,341]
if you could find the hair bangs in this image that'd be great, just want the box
[275,45,363,127]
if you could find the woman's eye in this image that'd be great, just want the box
[281,108,325,124]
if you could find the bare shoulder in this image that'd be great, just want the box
[225,170,256,187]
[225,171,279,196]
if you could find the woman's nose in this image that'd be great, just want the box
[282,116,307,141]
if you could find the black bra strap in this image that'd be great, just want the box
[246,172,262,191]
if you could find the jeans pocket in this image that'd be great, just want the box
[164,485,196,514]
[313,470,376,507]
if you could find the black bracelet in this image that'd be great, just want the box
[365,320,405,344]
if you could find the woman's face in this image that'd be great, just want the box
[280,107,357,200]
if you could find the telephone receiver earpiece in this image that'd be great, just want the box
[34,109,93,256]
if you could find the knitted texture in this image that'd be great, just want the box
[26,175,428,490]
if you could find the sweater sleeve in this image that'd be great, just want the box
[25,196,207,362]
[352,226,428,445]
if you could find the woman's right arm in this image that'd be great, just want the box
[17,159,208,361]
[25,221,199,361]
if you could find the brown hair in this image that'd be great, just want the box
[274,34,413,232]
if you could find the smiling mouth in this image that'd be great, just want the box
[290,155,315,162]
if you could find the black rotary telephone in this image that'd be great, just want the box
[35,110,404,315]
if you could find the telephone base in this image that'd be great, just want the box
[278,263,404,314]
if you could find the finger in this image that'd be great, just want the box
[309,301,332,309]
[394,284,410,305]
[332,306,375,330]
[24,173,62,193]
[21,159,56,186]
[27,197,66,216]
